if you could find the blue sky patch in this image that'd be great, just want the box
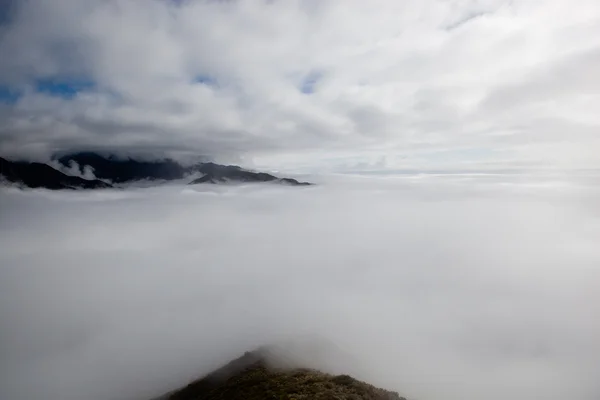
[35,78,95,98]
[0,85,21,104]
[300,71,323,94]
[0,77,96,103]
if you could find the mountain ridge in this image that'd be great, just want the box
[0,152,312,189]
[0,156,112,190]
[154,347,406,400]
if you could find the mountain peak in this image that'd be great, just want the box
[155,347,405,400]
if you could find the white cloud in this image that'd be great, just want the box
[1,175,599,400]
[48,159,99,180]
[0,0,599,170]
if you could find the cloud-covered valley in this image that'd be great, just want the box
[1,175,599,400]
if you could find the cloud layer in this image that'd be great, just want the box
[1,175,599,400]
[0,0,599,170]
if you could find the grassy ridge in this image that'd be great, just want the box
[160,349,406,400]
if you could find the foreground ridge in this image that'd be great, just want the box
[156,348,406,400]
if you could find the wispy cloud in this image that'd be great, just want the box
[443,11,489,31]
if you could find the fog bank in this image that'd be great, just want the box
[1,174,599,400]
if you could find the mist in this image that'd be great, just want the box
[1,174,599,400]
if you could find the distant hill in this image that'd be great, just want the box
[0,152,311,190]
[155,347,405,400]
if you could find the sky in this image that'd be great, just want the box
[1,175,600,400]
[0,0,599,172]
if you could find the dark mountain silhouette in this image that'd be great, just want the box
[1,152,311,189]
[189,162,311,186]
[58,152,312,186]
[57,152,187,183]
[0,156,112,190]
[154,347,405,400]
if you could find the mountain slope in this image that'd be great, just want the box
[0,156,112,190]
[58,152,312,186]
[156,348,405,400]
[57,152,187,183]
[189,162,311,186]
[1,152,311,189]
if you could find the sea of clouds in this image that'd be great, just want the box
[1,174,599,400]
